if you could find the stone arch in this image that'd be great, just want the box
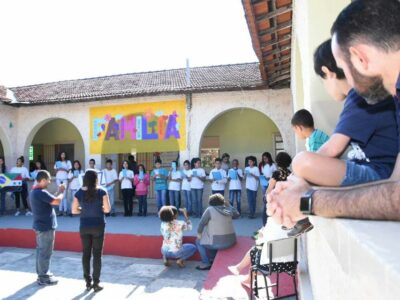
[0,124,12,164]
[190,99,294,159]
[22,117,86,168]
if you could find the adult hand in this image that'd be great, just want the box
[58,184,66,193]
[197,233,202,240]
[267,175,310,227]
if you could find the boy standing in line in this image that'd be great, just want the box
[103,159,119,216]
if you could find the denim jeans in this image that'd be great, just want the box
[229,190,241,214]
[191,188,203,217]
[138,195,148,215]
[80,225,105,284]
[246,189,257,217]
[107,187,115,213]
[0,191,6,214]
[35,229,55,280]
[122,188,134,216]
[261,184,269,226]
[68,189,78,214]
[169,190,180,208]
[212,190,225,196]
[182,190,192,214]
[156,189,167,211]
[195,239,218,265]
[162,243,197,261]
[15,181,29,210]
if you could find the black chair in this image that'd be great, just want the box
[250,237,298,300]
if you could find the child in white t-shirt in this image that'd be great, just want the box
[244,156,260,219]
[54,151,72,216]
[103,159,119,216]
[228,159,243,215]
[181,160,192,215]
[119,160,135,216]
[208,158,227,196]
[168,161,182,208]
[11,156,32,216]
[67,160,84,217]
[190,158,206,218]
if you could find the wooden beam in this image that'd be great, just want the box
[261,44,291,57]
[255,5,292,21]
[263,54,291,66]
[260,34,291,48]
[258,20,292,36]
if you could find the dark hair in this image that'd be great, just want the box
[137,164,146,173]
[83,170,98,201]
[261,152,274,166]
[128,155,135,161]
[331,0,400,56]
[106,159,112,165]
[159,205,178,222]
[215,158,222,163]
[314,39,345,80]
[275,152,292,169]
[17,156,25,164]
[191,157,201,169]
[291,109,314,129]
[221,153,230,160]
[57,151,68,161]
[72,160,82,171]
[246,156,257,166]
[89,158,95,164]
[183,160,190,166]
[122,160,129,169]
[209,193,225,206]
[232,159,239,165]
[35,160,44,170]
[0,156,6,173]
[36,170,51,182]
[155,158,162,165]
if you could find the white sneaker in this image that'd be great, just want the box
[25,211,33,216]
[15,211,21,216]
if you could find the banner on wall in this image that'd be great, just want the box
[90,100,186,154]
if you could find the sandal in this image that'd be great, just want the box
[176,259,185,268]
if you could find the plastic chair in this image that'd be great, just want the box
[251,237,298,300]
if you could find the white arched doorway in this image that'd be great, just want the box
[199,108,285,168]
[0,125,12,166]
[23,118,85,173]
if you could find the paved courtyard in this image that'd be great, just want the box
[0,247,208,300]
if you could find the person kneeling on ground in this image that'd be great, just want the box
[159,206,196,268]
[196,193,240,271]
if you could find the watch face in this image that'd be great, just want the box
[300,197,310,212]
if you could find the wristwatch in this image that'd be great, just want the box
[300,188,316,215]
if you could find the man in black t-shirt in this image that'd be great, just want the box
[30,170,65,286]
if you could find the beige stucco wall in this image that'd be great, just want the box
[32,119,85,163]
[188,89,295,162]
[0,102,18,166]
[201,108,280,164]
[4,89,294,170]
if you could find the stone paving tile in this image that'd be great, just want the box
[0,247,207,300]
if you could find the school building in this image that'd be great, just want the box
[0,63,294,203]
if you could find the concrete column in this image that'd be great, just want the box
[291,0,351,153]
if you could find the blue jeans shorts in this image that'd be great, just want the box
[341,160,382,187]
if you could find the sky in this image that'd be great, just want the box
[0,0,257,87]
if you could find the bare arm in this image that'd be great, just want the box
[267,175,400,227]
[72,197,80,214]
[312,180,400,220]
[103,194,111,213]
[317,133,350,157]
[50,185,65,206]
